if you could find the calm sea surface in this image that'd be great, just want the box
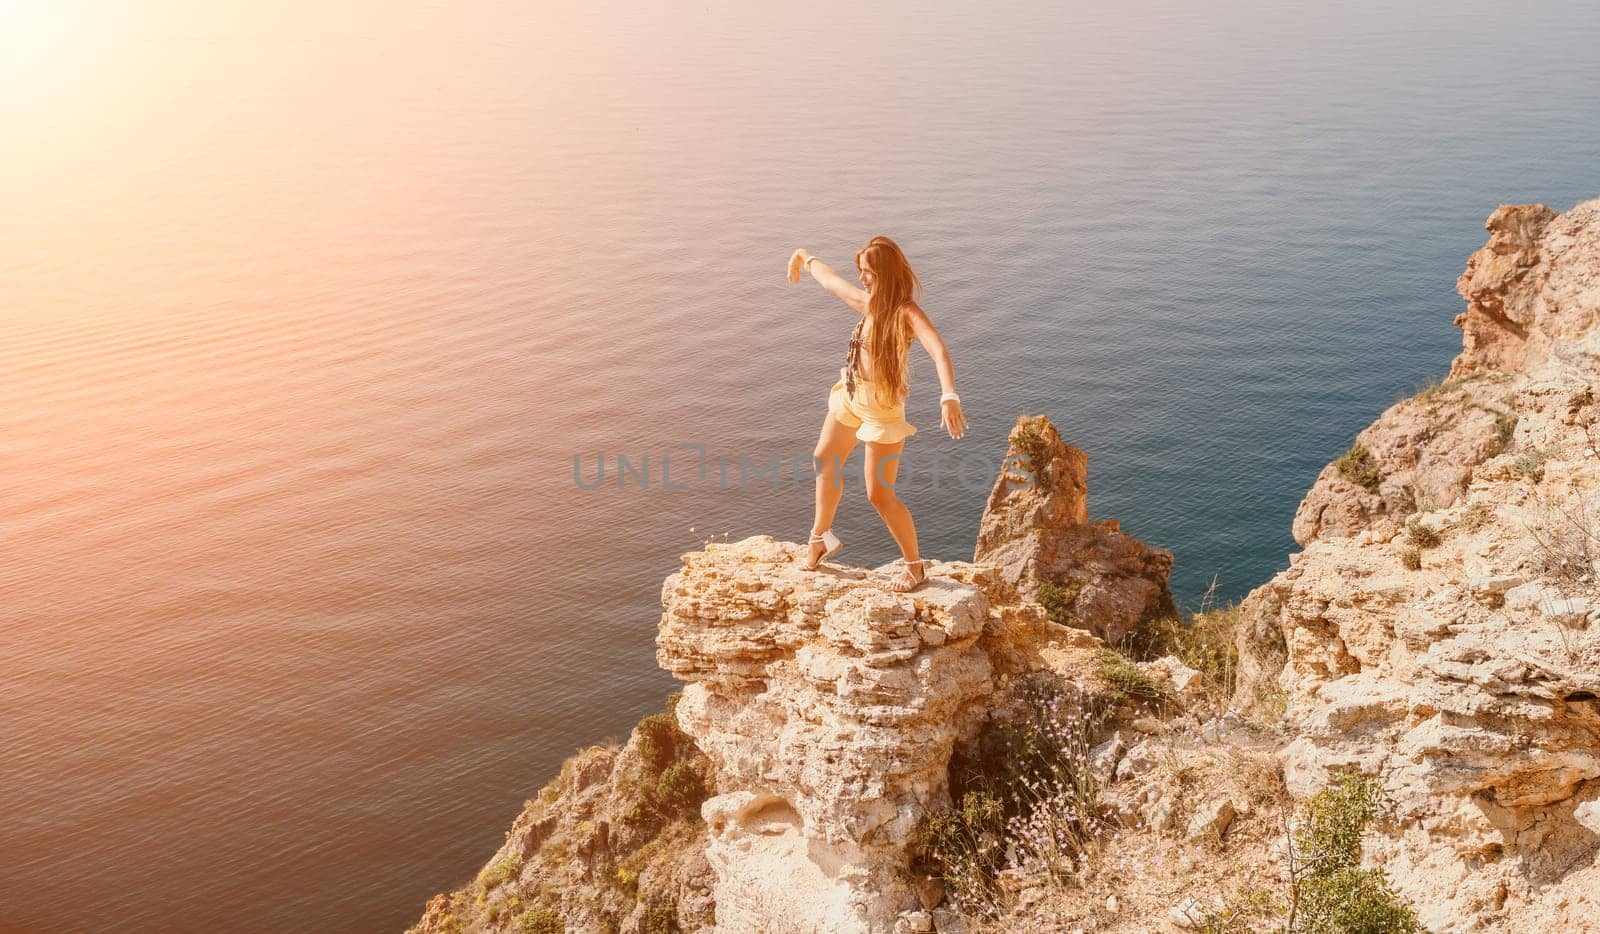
[3,1,1598,929]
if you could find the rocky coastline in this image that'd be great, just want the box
[411,197,1600,933]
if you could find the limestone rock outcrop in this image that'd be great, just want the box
[1452,202,1584,378]
[1236,197,1600,931]
[974,415,1177,643]
[1291,199,1600,548]
[656,536,1103,933]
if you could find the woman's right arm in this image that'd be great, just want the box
[788,249,867,315]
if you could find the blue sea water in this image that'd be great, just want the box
[2,1,1598,929]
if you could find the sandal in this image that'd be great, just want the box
[886,557,931,593]
[803,529,843,570]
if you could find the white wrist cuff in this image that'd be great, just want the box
[940,392,960,403]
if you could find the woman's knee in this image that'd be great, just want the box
[813,448,848,477]
[865,479,899,510]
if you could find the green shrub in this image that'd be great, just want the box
[641,902,678,934]
[655,761,707,815]
[1296,867,1422,933]
[1334,442,1382,492]
[1136,609,1241,701]
[1094,648,1171,713]
[477,854,520,890]
[1198,772,1420,933]
[912,789,1008,912]
[614,864,639,893]
[1514,447,1552,481]
[1291,773,1421,934]
[520,906,564,934]
[619,798,650,827]
[634,713,681,772]
[618,705,712,829]
[1035,578,1084,628]
[1297,773,1381,869]
[431,913,462,934]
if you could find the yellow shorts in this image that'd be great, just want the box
[828,366,917,444]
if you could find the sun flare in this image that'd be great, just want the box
[0,1,81,105]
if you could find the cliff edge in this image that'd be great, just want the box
[1231,196,1600,931]
[411,416,1183,933]
[412,196,1600,934]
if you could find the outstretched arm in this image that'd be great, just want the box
[788,249,867,315]
[904,302,968,439]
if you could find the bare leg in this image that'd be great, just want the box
[809,413,860,565]
[863,440,919,562]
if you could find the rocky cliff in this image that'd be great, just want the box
[1232,197,1600,930]
[412,196,1600,934]
[658,538,1066,931]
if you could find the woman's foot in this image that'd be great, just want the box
[803,530,842,570]
[886,557,930,593]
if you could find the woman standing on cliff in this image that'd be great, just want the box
[786,236,968,593]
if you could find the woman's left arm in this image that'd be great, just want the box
[905,303,968,439]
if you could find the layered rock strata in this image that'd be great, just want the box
[1236,197,1600,931]
[656,536,1101,932]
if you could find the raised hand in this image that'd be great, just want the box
[787,249,812,284]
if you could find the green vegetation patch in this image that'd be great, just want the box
[912,675,1104,918]
[519,906,564,934]
[1135,608,1242,702]
[1514,446,1555,481]
[476,853,521,891]
[1334,442,1382,493]
[654,761,707,816]
[1010,415,1055,477]
[1291,774,1421,933]
[1035,577,1085,628]
[1094,647,1172,713]
[641,902,679,934]
[1199,772,1421,933]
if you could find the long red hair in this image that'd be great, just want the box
[854,235,920,406]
